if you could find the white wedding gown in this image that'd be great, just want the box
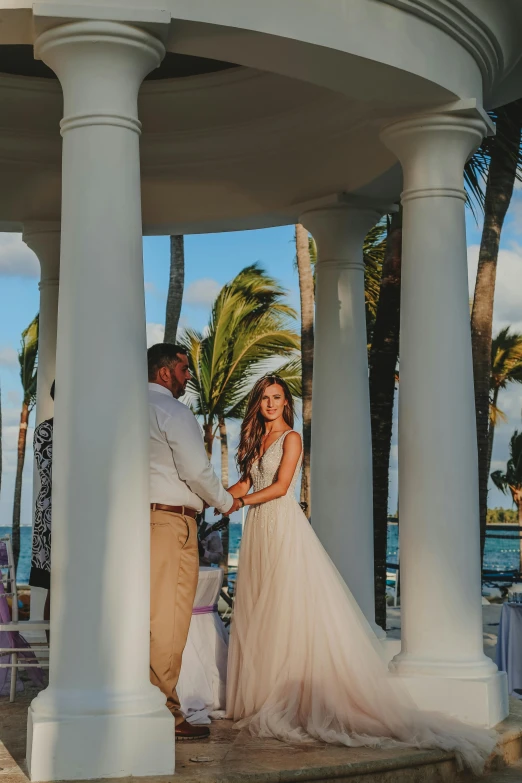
[226,431,496,774]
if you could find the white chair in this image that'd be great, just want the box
[0,534,49,701]
[177,566,229,722]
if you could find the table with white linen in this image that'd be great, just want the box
[177,566,229,723]
[496,602,522,699]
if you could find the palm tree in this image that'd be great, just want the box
[491,431,522,572]
[180,264,300,462]
[470,99,522,565]
[12,315,39,571]
[295,224,314,513]
[363,222,387,347]
[164,235,184,343]
[369,209,402,630]
[488,327,522,480]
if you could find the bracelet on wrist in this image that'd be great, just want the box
[239,497,245,508]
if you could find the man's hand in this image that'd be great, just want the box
[228,497,243,514]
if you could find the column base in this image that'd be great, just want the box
[395,671,508,728]
[27,705,175,781]
[381,637,401,664]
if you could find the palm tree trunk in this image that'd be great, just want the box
[218,416,229,487]
[518,500,522,575]
[486,386,499,483]
[295,224,314,514]
[203,421,214,459]
[471,101,522,570]
[220,521,230,589]
[369,209,402,631]
[217,417,230,586]
[12,400,29,572]
[164,235,185,343]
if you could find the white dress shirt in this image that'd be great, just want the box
[149,383,233,514]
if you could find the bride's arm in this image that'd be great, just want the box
[226,477,252,498]
[242,432,302,507]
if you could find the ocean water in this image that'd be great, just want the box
[228,522,522,580]
[3,522,520,585]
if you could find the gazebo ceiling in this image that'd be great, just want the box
[0,44,238,80]
[0,0,517,234]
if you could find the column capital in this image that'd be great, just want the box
[300,200,386,270]
[380,111,488,199]
[22,221,61,285]
[34,20,165,136]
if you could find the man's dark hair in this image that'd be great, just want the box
[147,343,188,381]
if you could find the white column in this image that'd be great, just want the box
[300,203,382,634]
[23,223,60,621]
[27,22,173,782]
[381,111,508,727]
[24,223,60,427]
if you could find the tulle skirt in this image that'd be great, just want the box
[226,496,496,775]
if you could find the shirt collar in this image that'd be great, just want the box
[148,382,173,398]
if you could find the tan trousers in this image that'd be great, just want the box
[150,510,199,725]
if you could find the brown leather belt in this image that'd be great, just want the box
[150,503,198,519]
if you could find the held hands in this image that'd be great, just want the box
[214,496,243,515]
[228,497,244,514]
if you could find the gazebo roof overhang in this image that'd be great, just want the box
[0,0,518,234]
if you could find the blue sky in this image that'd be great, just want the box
[1,191,522,529]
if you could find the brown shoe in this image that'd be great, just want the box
[175,719,210,741]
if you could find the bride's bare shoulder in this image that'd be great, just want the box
[282,430,302,450]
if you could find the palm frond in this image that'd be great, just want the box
[179,265,300,434]
[19,314,39,410]
[465,99,522,218]
[492,429,522,495]
[489,403,508,427]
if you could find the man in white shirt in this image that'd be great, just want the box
[148,343,240,741]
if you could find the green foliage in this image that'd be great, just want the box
[465,100,522,218]
[486,507,518,525]
[19,314,39,411]
[490,326,522,425]
[363,221,387,343]
[491,430,522,498]
[180,265,300,448]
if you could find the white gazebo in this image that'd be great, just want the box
[1,1,521,779]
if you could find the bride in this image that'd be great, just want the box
[224,374,496,774]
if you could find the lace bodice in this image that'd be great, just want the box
[250,430,302,495]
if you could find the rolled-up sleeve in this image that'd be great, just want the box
[163,407,233,514]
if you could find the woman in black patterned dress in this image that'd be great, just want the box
[29,382,54,621]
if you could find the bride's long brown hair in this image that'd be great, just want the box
[237,375,295,481]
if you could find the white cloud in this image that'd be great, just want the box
[144,281,166,302]
[7,390,20,406]
[0,346,18,368]
[468,243,522,331]
[185,278,221,308]
[2,407,22,427]
[0,233,39,278]
[146,322,164,347]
